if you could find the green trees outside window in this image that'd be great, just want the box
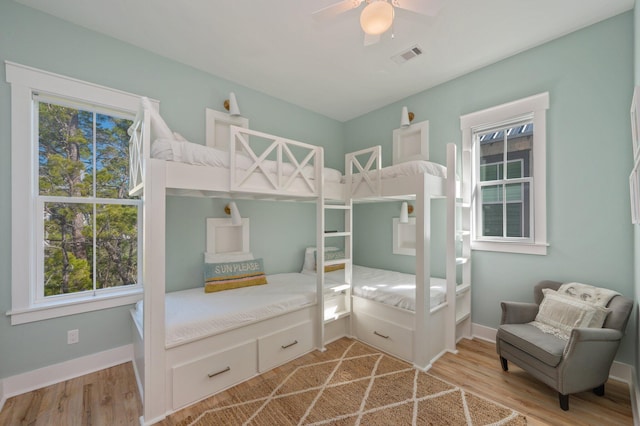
[38,100,138,296]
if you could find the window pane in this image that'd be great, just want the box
[479,130,504,182]
[96,114,134,199]
[95,204,138,288]
[481,184,502,236]
[506,182,530,238]
[44,202,93,296]
[481,184,502,203]
[505,183,523,202]
[506,123,532,179]
[39,102,94,197]
[482,204,503,237]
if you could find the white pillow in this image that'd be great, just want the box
[301,246,339,272]
[204,251,254,263]
[141,97,174,141]
[533,289,610,340]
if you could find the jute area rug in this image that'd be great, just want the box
[176,338,526,426]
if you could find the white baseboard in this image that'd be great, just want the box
[471,322,496,343]
[0,344,133,412]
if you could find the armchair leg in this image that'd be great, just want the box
[559,393,569,411]
[500,356,508,371]
[593,384,605,396]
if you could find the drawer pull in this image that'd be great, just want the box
[373,331,390,339]
[281,340,299,349]
[207,366,231,378]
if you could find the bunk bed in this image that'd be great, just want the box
[128,98,469,424]
[128,100,345,424]
[335,133,472,368]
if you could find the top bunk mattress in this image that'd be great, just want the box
[322,265,446,311]
[151,138,343,183]
[133,272,327,348]
[376,160,447,180]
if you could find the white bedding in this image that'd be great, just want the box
[377,160,447,180]
[313,265,447,311]
[151,138,446,185]
[151,138,344,183]
[134,272,329,347]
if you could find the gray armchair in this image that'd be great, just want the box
[496,280,632,410]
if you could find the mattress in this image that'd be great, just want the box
[346,159,447,183]
[151,138,344,183]
[133,272,328,347]
[378,160,447,180]
[321,265,447,311]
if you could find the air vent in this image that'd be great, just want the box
[391,45,423,65]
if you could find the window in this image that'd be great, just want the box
[461,92,549,255]
[7,62,145,324]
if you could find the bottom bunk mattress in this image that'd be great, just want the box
[323,265,447,312]
[133,272,321,347]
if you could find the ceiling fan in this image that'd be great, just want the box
[312,0,442,46]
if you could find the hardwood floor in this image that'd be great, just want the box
[0,362,141,426]
[0,338,633,425]
[429,338,633,426]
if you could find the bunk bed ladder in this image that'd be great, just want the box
[445,143,472,352]
[318,198,353,346]
[455,145,472,341]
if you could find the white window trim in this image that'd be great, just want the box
[460,92,549,255]
[6,61,148,325]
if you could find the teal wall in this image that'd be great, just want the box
[346,12,636,363]
[0,1,344,378]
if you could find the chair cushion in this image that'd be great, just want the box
[497,323,566,367]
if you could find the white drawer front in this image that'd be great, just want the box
[172,340,257,409]
[355,312,413,361]
[258,321,313,372]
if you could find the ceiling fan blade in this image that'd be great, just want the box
[312,0,363,21]
[363,33,381,46]
[392,0,443,16]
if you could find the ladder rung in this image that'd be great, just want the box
[325,258,350,266]
[324,204,351,210]
[325,231,351,238]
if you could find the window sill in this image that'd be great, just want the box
[471,240,548,255]
[7,287,143,325]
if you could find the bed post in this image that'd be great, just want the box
[142,159,167,424]
[413,174,431,370]
[445,143,458,353]
[315,148,326,351]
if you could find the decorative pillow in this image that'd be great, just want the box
[532,289,610,340]
[314,249,346,272]
[204,258,267,293]
[301,246,340,272]
[141,97,174,141]
[204,251,253,264]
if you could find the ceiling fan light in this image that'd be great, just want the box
[360,1,394,36]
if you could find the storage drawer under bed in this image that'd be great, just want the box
[258,321,313,372]
[354,311,413,361]
[172,340,258,409]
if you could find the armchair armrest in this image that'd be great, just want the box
[558,328,624,394]
[563,328,623,356]
[500,301,539,325]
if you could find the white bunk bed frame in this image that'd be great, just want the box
[343,144,471,369]
[129,109,342,424]
[129,106,470,424]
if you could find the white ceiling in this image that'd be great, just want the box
[15,0,634,122]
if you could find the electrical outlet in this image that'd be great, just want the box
[67,329,79,344]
